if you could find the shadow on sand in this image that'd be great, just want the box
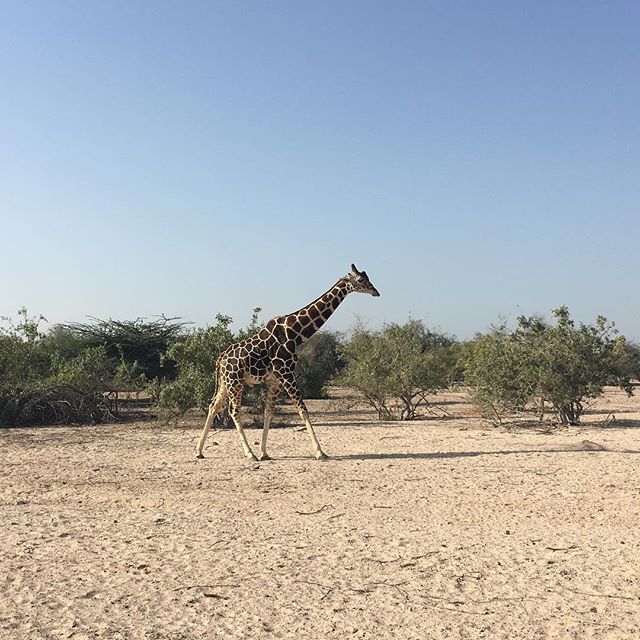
[335,447,640,461]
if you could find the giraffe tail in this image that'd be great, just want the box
[211,354,224,401]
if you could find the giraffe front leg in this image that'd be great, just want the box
[259,383,280,461]
[299,405,327,460]
[279,377,326,460]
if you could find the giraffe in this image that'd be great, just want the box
[196,264,380,461]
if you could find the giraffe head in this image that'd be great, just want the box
[346,264,380,297]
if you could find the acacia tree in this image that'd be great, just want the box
[57,316,187,380]
[465,307,633,425]
[340,320,454,420]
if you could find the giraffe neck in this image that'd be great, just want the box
[288,279,352,346]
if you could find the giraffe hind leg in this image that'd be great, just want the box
[196,389,227,459]
[228,383,257,461]
[259,382,280,461]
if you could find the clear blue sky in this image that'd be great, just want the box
[1,1,638,339]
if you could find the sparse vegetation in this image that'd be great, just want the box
[0,309,144,426]
[1,305,636,428]
[340,320,456,420]
[464,307,634,425]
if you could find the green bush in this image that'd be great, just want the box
[464,331,531,421]
[38,324,92,362]
[0,309,50,425]
[296,331,344,399]
[57,316,187,380]
[0,309,145,426]
[340,320,455,420]
[157,313,236,413]
[614,339,640,383]
[464,307,633,425]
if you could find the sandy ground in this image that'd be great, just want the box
[1,387,639,640]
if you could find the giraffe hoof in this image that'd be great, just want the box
[246,453,258,461]
[315,451,328,461]
[196,453,205,459]
[259,453,272,461]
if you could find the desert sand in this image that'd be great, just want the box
[1,387,639,639]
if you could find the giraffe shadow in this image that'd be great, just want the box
[334,447,640,461]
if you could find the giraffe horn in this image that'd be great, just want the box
[351,263,360,274]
